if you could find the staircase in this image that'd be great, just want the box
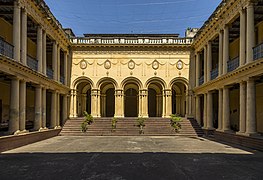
[60,117,203,137]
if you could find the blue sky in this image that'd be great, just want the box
[45,0,221,37]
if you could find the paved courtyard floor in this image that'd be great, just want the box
[1,136,263,180]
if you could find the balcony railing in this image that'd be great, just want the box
[60,76,65,84]
[47,67,54,79]
[0,37,14,59]
[227,56,239,72]
[211,66,218,80]
[253,42,263,61]
[27,55,38,71]
[199,75,204,85]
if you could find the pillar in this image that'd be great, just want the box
[69,90,75,118]
[91,89,99,117]
[34,86,42,131]
[21,9,27,65]
[50,91,57,128]
[64,52,68,85]
[62,94,68,125]
[203,93,207,128]
[207,42,212,81]
[42,31,47,75]
[217,88,223,131]
[57,46,60,82]
[52,41,58,81]
[115,89,124,117]
[246,78,256,135]
[13,1,20,61]
[240,9,246,66]
[195,96,201,125]
[223,25,229,74]
[195,53,200,86]
[165,89,172,117]
[239,81,246,133]
[42,88,47,129]
[218,30,223,76]
[204,46,207,83]
[56,93,60,128]
[140,89,148,118]
[19,80,26,132]
[9,78,19,134]
[222,87,230,131]
[246,3,255,63]
[162,91,166,117]
[37,26,43,73]
[207,91,213,129]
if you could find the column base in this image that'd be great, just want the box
[54,126,62,129]
[39,127,49,131]
[203,127,215,131]
[14,130,29,135]
[114,115,124,118]
[244,132,259,137]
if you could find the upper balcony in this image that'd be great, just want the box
[0,38,14,59]
[253,43,263,61]
[227,56,239,73]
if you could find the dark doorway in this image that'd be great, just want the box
[106,88,115,117]
[125,88,138,117]
[86,89,91,114]
[172,89,176,114]
[148,88,157,117]
[0,99,2,123]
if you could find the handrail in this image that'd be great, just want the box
[0,37,14,59]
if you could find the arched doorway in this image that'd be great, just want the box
[148,83,163,117]
[124,84,139,117]
[76,82,92,116]
[100,82,115,117]
[172,82,187,116]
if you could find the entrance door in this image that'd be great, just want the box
[86,89,91,114]
[148,88,157,117]
[106,88,115,117]
[125,88,138,117]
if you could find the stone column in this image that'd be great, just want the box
[73,90,77,117]
[204,46,207,83]
[42,88,47,129]
[240,9,246,66]
[207,42,212,81]
[97,90,101,117]
[42,31,47,75]
[50,91,57,128]
[57,45,60,82]
[64,52,68,85]
[217,88,223,131]
[52,41,58,81]
[62,94,68,125]
[34,86,42,131]
[21,9,27,65]
[222,87,230,131]
[19,80,26,132]
[223,25,229,74]
[56,93,61,128]
[69,90,75,118]
[115,89,124,117]
[246,78,256,135]
[203,93,207,128]
[239,81,246,133]
[246,3,255,63]
[9,78,19,134]
[195,95,201,125]
[165,89,172,117]
[37,26,43,73]
[162,91,166,117]
[91,89,99,117]
[140,89,148,118]
[218,30,223,76]
[13,1,21,62]
[207,91,213,129]
[195,53,200,86]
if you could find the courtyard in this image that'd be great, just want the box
[1,136,263,180]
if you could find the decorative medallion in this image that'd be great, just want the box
[152,60,159,70]
[80,59,87,69]
[128,60,135,70]
[104,60,111,70]
[176,60,183,70]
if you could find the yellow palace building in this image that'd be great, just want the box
[0,0,263,149]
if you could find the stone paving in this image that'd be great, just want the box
[1,136,263,180]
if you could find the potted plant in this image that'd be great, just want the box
[111,117,118,132]
[170,114,182,133]
[136,117,146,134]
[81,111,94,132]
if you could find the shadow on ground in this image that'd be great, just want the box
[0,152,263,180]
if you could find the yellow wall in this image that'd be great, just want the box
[27,39,37,58]
[0,18,13,45]
[256,83,263,133]
[257,21,263,45]
[229,38,239,60]
[0,82,10,122]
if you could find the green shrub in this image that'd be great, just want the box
[81,111,94,132]
[111,117,118,132]
[170,114,182,133]
[136,117,146,134]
